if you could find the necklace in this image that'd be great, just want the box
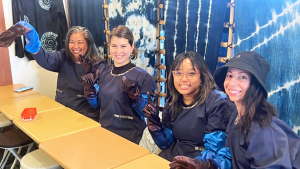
[234,115,240,125]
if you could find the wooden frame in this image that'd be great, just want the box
[0,0,13,86]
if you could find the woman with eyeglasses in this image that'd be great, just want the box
[169,51,300,169]
[142,51,236,161]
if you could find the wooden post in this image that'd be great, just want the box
[103,0,110,64]
[0,0,13,86]
[155,0,168,104]
[218,0,235,63]
[226,0,235,60]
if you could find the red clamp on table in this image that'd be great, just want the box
[21,108,37,121]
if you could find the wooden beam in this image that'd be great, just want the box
[0,0,13,86]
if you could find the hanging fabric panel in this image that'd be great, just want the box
[107,0,157,75]
[69,0,104,48]
[234,0,300,136]
[12,0,68,60]
[164,0,227,74]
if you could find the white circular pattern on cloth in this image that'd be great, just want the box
[39,0,52,10]
[24,15,29,23]
[41,32,58,52]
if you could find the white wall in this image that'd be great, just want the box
[2,0,69,100]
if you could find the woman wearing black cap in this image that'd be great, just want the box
[169,51,300,169]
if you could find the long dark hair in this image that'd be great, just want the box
[237,75,277,132]
[110,25,138,60]
[168,51,216,121]
[65,26,102,62]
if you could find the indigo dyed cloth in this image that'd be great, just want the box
[108,0,157,75]
[164,0,228,74]
[234,0,300,136]
[69,0,104,48]
[12,0,68,60]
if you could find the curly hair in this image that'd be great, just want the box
[168,51,216,121]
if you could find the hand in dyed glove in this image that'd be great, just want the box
[122,76,140,101]
[78,54,93,73]
[17,21,42,53]
[81,70,99,96]
[0,21,31,47]
[169,156,217,169]
[142,91,162,131]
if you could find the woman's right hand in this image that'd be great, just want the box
[169,156,216,169]
[78,54,93,73]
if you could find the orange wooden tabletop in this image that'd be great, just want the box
[39,126,150,169]
[0,84,39,99]
[0,94,64,120]
[113,154,170,169]
[13,107,100,144]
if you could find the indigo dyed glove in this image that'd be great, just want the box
[142,91,162,131]
[122,76,140,102]
[0,21,31,47]
[16,21,42,53]
[81,70,99,97]
[78,54,93,73]
[169,156,217,169]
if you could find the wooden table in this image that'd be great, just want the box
[39,126,150,169]
[13,107,100,144]
[0,84,39,99]
[0,94,64,120]
[114,154,170,169]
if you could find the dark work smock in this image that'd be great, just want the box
[13,0,67,60]
[98,64,155,144]
[226,110,300,169]
[33,48,105,121]
[159,90,235,161]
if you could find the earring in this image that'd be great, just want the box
[200,83,202,87]
[130,54,134,58]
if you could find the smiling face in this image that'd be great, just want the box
[110,36,134,67]
[224,67,251,108]
[68,32,88,62]
[173,58,201,100]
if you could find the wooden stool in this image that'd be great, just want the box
[20,149,62,169]
[0,113,12,132]
[0,129,34,169]
[0,113,13,167]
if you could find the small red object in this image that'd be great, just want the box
[21,108,37,121]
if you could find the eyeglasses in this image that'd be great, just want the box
[172,70,199,80]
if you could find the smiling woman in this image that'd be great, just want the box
[141,51,236,162]
[18,21,106,122]
[81,25,155,144]
[67,32,88,62]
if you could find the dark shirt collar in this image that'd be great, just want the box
[112,62,136,74]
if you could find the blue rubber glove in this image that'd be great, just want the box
[196,131,226,162]
[213,147,232,169]
[17,21,42,53]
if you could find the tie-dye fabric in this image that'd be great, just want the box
[107,0,157,75]
[164,0,228,74]
[234,0,300,136]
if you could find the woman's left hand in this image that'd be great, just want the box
[121,76,140,101]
